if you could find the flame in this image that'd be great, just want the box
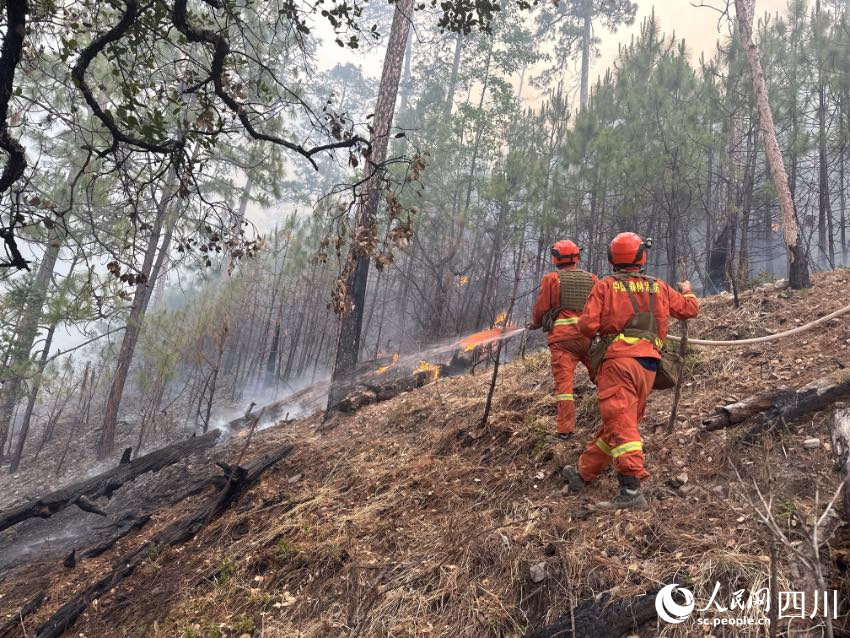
[376,352,400,375]
[495,311,507,326]
[456,275,469,287]
[413,360,441,381]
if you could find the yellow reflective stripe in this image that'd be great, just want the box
[614,334,663,349]
[611,441,643,458]
[683,292,696,299]
[554,317,579,326]
[596,439,613,456]
[555,393,574,401]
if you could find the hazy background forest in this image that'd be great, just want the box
[0,0,847,479]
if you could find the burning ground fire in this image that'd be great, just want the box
[374,353,441,382]
[376,352,400,375]
[369,313,525,382]
[413,360,441,381]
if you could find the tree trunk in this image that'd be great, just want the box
[0,226,62,457]
[8,320,56,473]
[203,325,228,432]
[579,0,592,109]
[840,93,847,260]
[328,0,415,409]
[816,0,833,266]
[480,221,525,428]
[738,123,758,285]
[444,33,464,118]
[701,386,791,431]
[830,405,850,524]
[98,191,179,459]
[735,0,810,289]
[56,362,90,477]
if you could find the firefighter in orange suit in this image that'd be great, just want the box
[527,240,598,440]
[561,232,699,509]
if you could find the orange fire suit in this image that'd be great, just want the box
[530,267,598,434]
[575,270,699,479]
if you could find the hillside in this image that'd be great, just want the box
[3,271,850,637]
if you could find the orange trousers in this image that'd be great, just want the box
[578,357,655,481]
[550,340,592,434]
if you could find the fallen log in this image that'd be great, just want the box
[222,399,296,432]
[0,592,45,638]
[524,589,659,638]
[0,429,221,533]
[743,369,850,442]
[76,471,239,561]
[80,512,152,559]
[331,367,445,413]
[702,387,789,431]
[698,369,850,439]
[830,404,850,523]
[33,442,294,638]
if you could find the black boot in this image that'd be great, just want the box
[595,474,647,510]
[560,465,587,493]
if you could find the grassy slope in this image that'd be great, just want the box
[4,271,850,637]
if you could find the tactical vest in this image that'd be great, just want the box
[609,273,660,348]
[541,268,595,332]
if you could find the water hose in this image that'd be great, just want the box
[666,301,850,346]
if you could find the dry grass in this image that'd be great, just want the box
[5,271,850,637]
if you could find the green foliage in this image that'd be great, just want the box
[215,557,238,586]
[230,614,256,634]
[275,537,301,562]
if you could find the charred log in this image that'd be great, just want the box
[0,429,221,533]
[701,387,790,431]
[699,369,850,441]
[80,512,153,559]
[743,369,850,442]
[524,589,659,638]
[34,443,294,638]
[329,365,449,413]
[0,592,45,638]
[222,398,298,432]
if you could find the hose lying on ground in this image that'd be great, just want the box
[666,301,850,346]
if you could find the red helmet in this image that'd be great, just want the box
[608,232,650,269]
[551,240,580,267]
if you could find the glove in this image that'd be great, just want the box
[526,322,540,331]
[678,280,693,294]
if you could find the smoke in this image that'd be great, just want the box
[211,373,331,440]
